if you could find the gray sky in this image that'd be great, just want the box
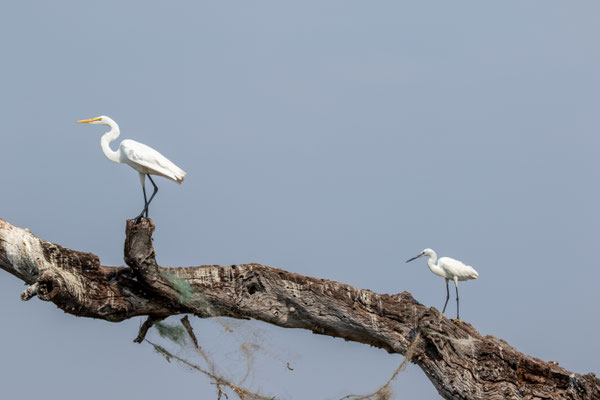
[1,1,599,399]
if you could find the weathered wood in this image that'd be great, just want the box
[0,217,598,399]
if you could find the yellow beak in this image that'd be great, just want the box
[77,117,101,123]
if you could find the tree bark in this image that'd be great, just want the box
[0,217,598,399]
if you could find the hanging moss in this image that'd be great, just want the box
[160,271,216,316]
[161,271,194,305]
[151,342,173,362]
[155,322,187,345]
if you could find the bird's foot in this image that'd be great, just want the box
[452,318,462,324]
[133,213,145,224]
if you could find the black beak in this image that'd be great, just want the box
[406,253,423,263]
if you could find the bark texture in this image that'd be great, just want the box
[0,217,598,400]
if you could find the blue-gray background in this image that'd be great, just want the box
[1,1,598,399]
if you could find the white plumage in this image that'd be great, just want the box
[119,139,186,183]
[406,248,478,320]
[77,115,186,220]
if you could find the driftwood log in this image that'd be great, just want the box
[0,217,598,399]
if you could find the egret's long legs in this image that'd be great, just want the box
[134,174,159,222]
[442,279,450,315]
[145,175,158,218]
[455,283,460,320]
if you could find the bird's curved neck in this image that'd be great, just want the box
[426,253,443,276]
[101,120,121,163]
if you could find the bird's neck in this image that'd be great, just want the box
[101,120,121,163]
[426,254,443,276]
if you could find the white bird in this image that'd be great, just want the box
[77,116,186,221]
[406,248,478,320]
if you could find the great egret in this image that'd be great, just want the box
[406,248,478,320]
[77,116,186,221]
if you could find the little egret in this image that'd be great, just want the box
[406,248,478,320]
[77,116,186,221]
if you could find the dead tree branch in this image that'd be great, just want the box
[0,217,598,399]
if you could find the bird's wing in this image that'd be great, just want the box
[439,257,478,280]
[120,139,186,183]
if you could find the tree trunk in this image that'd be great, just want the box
[0,217,597,399]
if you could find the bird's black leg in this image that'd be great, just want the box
[142,183,148,215]
[455,283,460,320]
[442,279,450,315]
[134,175,148,223]
[145,175,159,218]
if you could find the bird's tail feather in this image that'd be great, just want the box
[175,170,186,184]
